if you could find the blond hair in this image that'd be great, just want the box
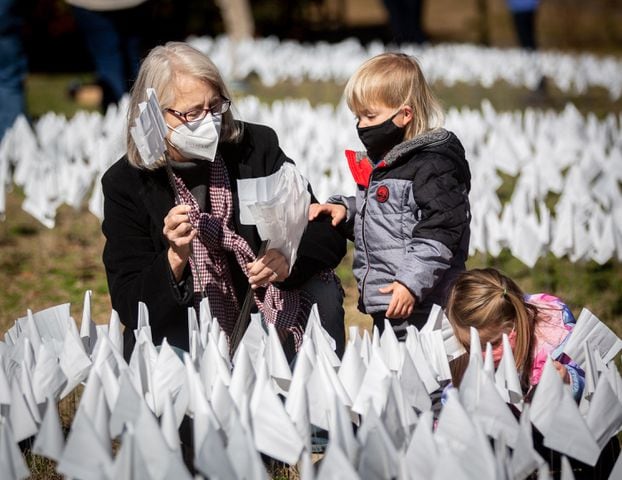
[344,52,444,140]
[445,268,537,390]
[126,41,241,169]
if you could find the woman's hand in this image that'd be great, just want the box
[163,204,196,280]
[247,248,290,289]
[308,203,346,227]
[379,282,416,319]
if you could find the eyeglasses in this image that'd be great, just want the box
[165,97,231,123]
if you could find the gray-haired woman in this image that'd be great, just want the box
[101,42,346,361]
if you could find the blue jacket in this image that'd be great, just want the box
[330,128,471,315]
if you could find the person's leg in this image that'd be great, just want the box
[0,0,26,139]
[112,4,149,93]
[371,304,432,341]
[298,271,346,358]
[71,6,126,107]
[404,0,427,44]
[382,0,407,44]
[383,0,427,44]
[512,9,537,50]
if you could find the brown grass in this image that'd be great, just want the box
[0,189,110,331]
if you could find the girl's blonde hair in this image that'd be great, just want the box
[126,41,241,169]
[445,268,538,390]
[344,52,444,140]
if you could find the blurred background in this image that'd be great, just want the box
[2,0,622,336]
[20,0,622,69]
[16,0,622,114]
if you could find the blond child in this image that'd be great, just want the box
[310,52,471,339]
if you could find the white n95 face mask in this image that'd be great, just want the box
[167,113,222,161]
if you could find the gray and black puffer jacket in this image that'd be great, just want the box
[330,128,471,315]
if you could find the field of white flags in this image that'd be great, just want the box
[186,36,622,98]
[2,96,621,268]
[1,291,622,479]
[1,36,622,478]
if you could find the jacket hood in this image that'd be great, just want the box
[384,128,471,191]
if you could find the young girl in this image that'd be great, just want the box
[445,268,585,400]
[309,52,471,339]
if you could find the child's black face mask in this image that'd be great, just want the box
[357,112,405,165]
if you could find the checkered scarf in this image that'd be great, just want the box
[171,156,310,348]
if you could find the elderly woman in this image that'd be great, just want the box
[101,42,346,360]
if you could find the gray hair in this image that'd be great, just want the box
[126,41,241,169]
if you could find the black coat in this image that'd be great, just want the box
[101,122,346,357]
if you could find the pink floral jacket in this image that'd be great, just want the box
[527,293,585,400]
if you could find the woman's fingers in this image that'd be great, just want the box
[247,248,290,288]
[164,205,191,230]
[163,205,195,250]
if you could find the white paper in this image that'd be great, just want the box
[562,308,622,367]
[9,377,38,442]
[316,441,360,479]
[0,417,30,480]
[531,358,601,466]
[404,411,438,479]
[357,410,399,479]
[151,339,186,416]
[404,327,440,393]
[250,361,304,464]
[285,345,313,452]
[510,404,543,480]
[329,393,358,463]
[226,411,268,480]
[58,324,92,399]
[351,346,391,416]
[237,163,311,271]
[337,338,365,410]
[80,290,97,354]
[130,89,167,166]
[585,374,622,450]
[32,397,64,461]
[266,324,292,394]
[398,343,432,413]
[495,333,523,404]
[56,406,112,480]
[229,343,257,413]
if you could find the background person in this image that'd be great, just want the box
[506,0,539,50]
[65,0,150,109]
[0,0,27,140]
[382,0,427,44]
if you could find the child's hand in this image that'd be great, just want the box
[308,203,346,227]
[553,360,570,384]
[379,282,415,319]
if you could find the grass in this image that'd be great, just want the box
[26,74,98,119]
[0,188,110,329]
